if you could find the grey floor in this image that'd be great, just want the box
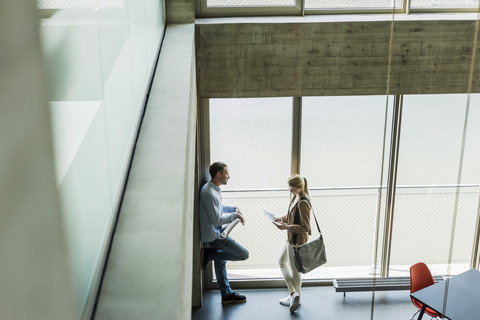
[192,287,418,320]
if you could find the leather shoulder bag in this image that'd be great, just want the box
[293,200,327,274]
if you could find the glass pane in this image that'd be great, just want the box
[389,94,480,277]
[208,0,295,7]
[300,96,393,278]
[302,96,393,188]
[305,0,403,10]
[210,98,292,190]
[411,0,480,9]
[37,0,123,9]
[39,0,165,311]
[209,98,292,280]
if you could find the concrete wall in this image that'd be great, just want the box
[196,19,480,98]
[94,24,197,320]
[166,0,195,23]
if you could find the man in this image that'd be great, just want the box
[200,162,249,304]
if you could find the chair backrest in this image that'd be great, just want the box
[410,262,435,293]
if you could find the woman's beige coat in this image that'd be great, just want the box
[281,197,312,245]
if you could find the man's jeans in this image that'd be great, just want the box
[207,237,249,298]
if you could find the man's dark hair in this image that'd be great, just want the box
[209,162,227,179]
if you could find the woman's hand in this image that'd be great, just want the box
[273,221,289,230]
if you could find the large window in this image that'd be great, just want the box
[389,94,480,276]
[209,98,293,279]
[205,94,480,282]
[301,96,393,277]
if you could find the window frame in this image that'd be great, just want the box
[197,0,303,18]
[197,0,480,18]
[304,0,406,15]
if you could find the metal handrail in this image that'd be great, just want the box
[221,183,480,277]
[222,184,480,193]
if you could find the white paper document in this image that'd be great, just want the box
[263,210,282,225]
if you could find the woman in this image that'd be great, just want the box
[273,174,312,313]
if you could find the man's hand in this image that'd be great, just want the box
[235,207,245,225]
[237,212,245,225]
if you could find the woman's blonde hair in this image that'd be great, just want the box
[288,174,310,198]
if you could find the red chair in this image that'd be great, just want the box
[409,262,443,319]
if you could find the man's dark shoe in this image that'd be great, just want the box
[222,292,247,304]
[201,248,211,270]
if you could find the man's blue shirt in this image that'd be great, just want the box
[199,181,238,243]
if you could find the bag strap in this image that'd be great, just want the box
[311,206,322,235]
[299,197,322,235]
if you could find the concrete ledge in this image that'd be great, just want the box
[95,24,196,320]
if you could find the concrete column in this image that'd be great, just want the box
[166,0,195,24]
